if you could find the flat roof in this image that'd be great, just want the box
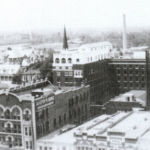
[109,111,150,139]
[110,90,146,106]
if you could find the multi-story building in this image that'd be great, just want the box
[108,56,146,94]
[36,109,150,150]
[52,27,118,105]
[0,80,90,150]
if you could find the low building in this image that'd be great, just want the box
[90,90,146,116]
[36,109,150,150]
[22,69,41,84]
[0,64,20,83]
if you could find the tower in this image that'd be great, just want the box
[122,14,127,51]
[63,26,68,50]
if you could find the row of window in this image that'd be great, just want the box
[0,123,21,133]
[57,72,73,76]
[55,58,80,64]
[117,70,145,75]
[0,108,31,121]
[39,146,52,150]
[118,77,145,82]
[116,64,145,69]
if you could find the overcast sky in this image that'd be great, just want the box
[0,0,150,33]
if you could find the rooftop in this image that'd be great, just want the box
[109,111,150,139]
[37,111,150,145]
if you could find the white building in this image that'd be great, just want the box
[36,109,150,150]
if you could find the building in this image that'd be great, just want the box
[36,109,150,150]
[52,27,117,105]
[0,79,90,150]
[0,64,20,83]
[22,69,41,84]
[108,56,146,93]
[90,90,146,116]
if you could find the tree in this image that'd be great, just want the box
[12,73,22,84]
[40,57,53,82]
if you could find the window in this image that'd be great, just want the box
[65,72,68,76]
[62,58,66,63]
[40,146,42,150]
[135,71,139,75]
[45,147,47,150]
[29,127,32,136]
[124,76,127,81]
[135,65,139,69]
[57,72,60,76]
[117,65,120,69]
[68,58,72,63]
[69,72,72,76]
[129,65,132,68]
[24,110,30,121]
[30,141,32,149]
[130,77,133,82]
[57,78,60,82]
[26,141,29,149]
[76,59,80,62]
[117,70,120,75]
[124,71,127,74]
[136,77,138,82]
[25,127,28,135]
[55,58,60,64]
[142,77,145,82]
[124,65,127,68]
[59,116,61,125]
[130,71,133,75]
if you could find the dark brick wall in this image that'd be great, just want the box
[35,86,90,139]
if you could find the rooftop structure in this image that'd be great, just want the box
[36,110,150,150]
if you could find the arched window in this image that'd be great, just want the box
[5,109,10,119]
[53,118,56,128]
[68,58,72,64]
[6,123,11,133]
[24,110,30,121]
[55,58,60,63]
[61,58,66,64]
[12,107,20,120]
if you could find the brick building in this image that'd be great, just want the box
[0,80,90,150]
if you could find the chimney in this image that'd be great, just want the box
[123,14,127,51]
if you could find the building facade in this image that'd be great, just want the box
[0,92,34,150]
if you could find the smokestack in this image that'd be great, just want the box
[123,14,127,51]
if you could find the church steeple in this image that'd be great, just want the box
[63,26,68,50]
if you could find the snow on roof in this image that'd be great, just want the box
[0,64,20,75]
[110,111,150,139]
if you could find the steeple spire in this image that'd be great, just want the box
[63,25,68,50]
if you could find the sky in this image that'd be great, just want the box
[0,0,150,33]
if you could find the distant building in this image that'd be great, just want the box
[22,69,41,84]
[0,64,20,83]
[37,109,150,150]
